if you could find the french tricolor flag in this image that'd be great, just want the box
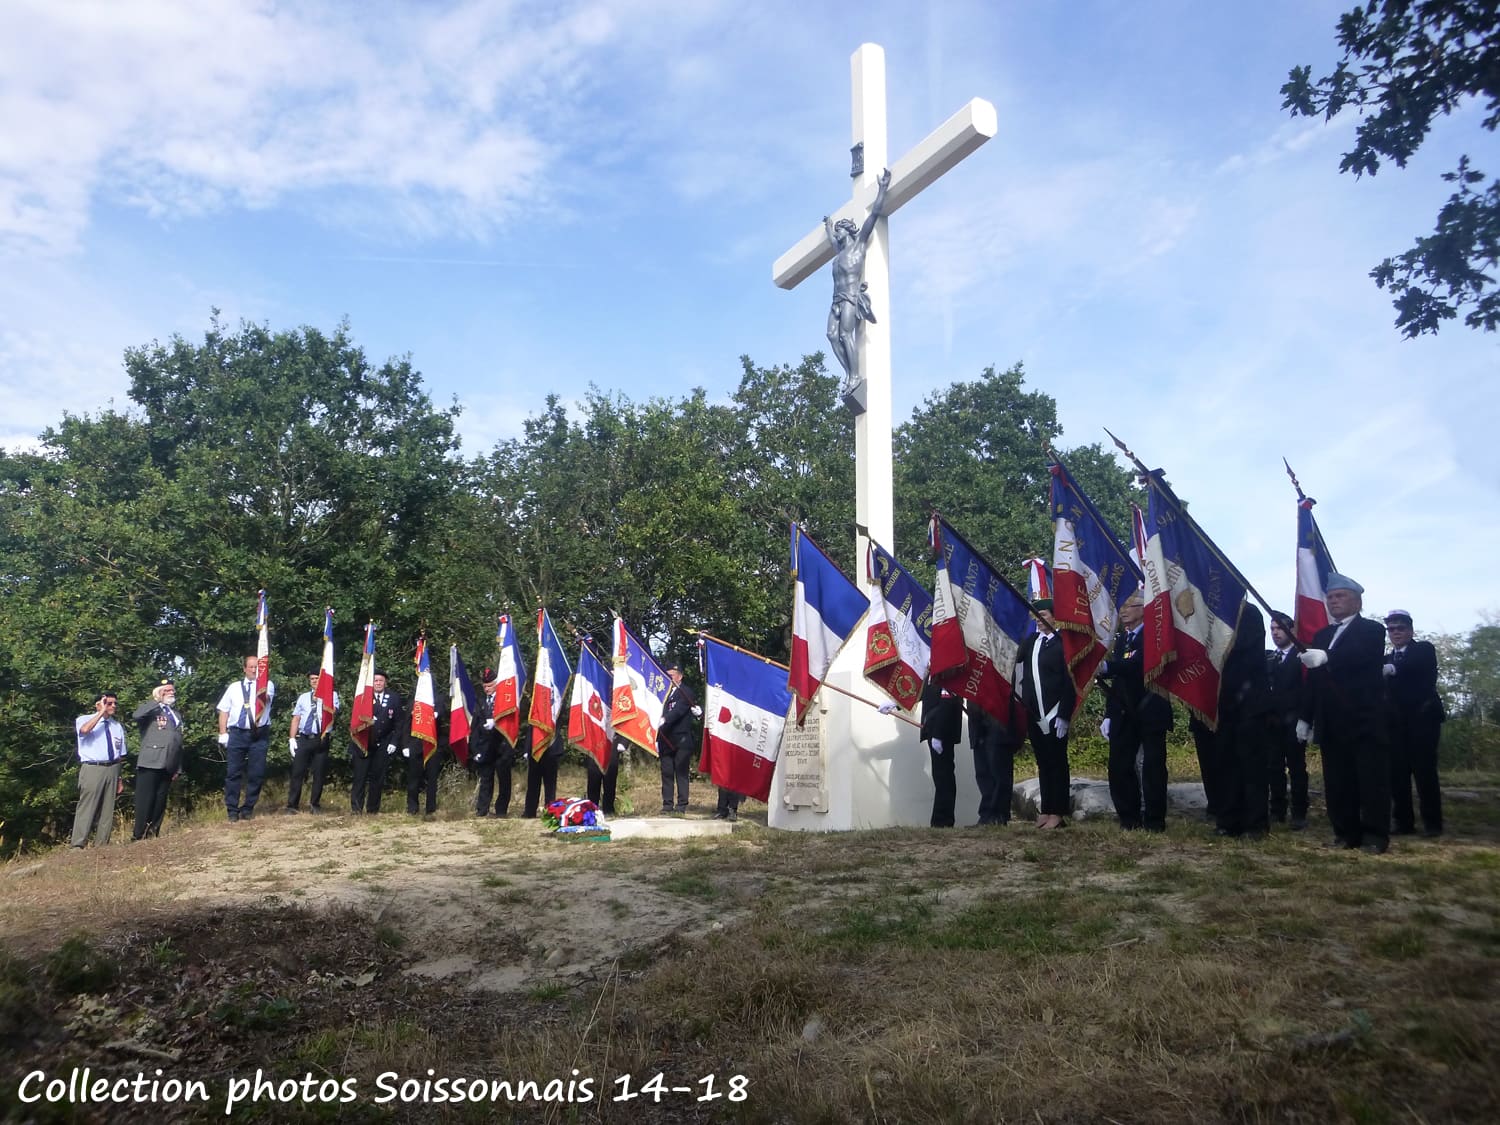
[410,636,439,762]
[789,523,866,725]
[315,608,336,736]
[1138,479,1245,729]
[1294,499,1334,646]
[611,617,668,757]
[1048,459,1141,700]
[699,635,792,804]
[252,590,271,725]
[527,608,572,757]
[567,642,613,770]
[861,539,932,712]
[448,645,477,766]
[928,516,1032,724]
[492,614,527,750]
[349,622,376,753]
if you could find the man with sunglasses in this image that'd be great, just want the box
[72,691,127,848]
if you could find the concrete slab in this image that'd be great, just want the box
[608,817,736,841]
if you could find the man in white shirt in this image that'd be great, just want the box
[72,691,128,848]
[286,672,339,814]
[216,655,276,822]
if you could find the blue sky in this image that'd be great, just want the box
[2,0,1496,635]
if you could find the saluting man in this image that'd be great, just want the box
[132,679,185,840]
[72,691,128,848]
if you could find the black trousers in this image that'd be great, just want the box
[1191,722,1220,817]
[1389,713,1442,832]
[1214,711,1269,837]
[1107,718,1144,829]
[133,767,173,839]
[287,735,330,809]
[586,753,618,814]
[1268,723,1309,821]
[474,753,515,817]
[350,744,392,812]
[929,740,956,827]
[1322,727,1390,848]
[406,749,442,814]
[1029,725,1072,817]
[524,754,559,818]
[971,731,1013,825]
[715,787,743,816]
[659,742,691,810]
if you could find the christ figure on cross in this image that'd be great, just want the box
[824,166,891,400]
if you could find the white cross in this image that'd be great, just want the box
[774,43,995,580]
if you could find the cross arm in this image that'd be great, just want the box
[771,97,998,290]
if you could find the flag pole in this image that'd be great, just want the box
[1043,444,1144,581]
[686,629,790,671]
[1283,458,1339,573]
[1105,428,1297,639]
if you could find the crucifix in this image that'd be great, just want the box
[773,43,995,580]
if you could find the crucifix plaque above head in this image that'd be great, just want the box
[772,42,996,580]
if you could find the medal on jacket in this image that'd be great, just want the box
[156,712,168,730]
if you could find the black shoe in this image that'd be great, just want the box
[1391,824,1417,836]
[1361,841,1389,855]
[726,809,738,822]
[475,812,489,818]
[660,805,673,815]
[674,805,689,815]
[1422,826,1443,838]
[1213,827,1240,838]
[711,812,728,820]
[1326,836,1357,849]
[1290,815,1308,831]
[309,806,322,814]
[1144,823,1165,833]
[283,806,299,815]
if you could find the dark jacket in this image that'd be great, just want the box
[1220,604,1271,721]
[368,688,406,751]
[133,698,185,773]
[1266,645,1304,726]
[1098,626,1174,733]
[1384,639,1444,723]
[1300,615,1387,740]
[920,679,963,745]
[657,681,698,755]
[1016,630,1076,731]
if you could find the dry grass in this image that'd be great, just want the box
[1,761,1497,1124]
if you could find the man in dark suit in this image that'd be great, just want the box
[1266,616,1309,829]
[657,663,698,814]
[1016,599,1076,830]
[1382,609,1444,837]
[919,678,963,827]
[1298,573,1390,854]
[966,696,1021,826]
[471,667,517,817]
[132,679,185,839]
[1099,593,1175,832]
[351,670,404,814]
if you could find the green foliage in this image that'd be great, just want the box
[0,317,1126,853]
[1283,0,1500,335]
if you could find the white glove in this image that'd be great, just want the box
[401,746,410,758]
[1299,649,1329,669]
[385,743,397,755]
[691,706,703,719]
[1055,719,1070,739]
[877,701,898,715]
[484,719,495,730]
[1295,719,1312,744]
[1383,663,1397,677]
[217,733,229,747]
[1100,718,1111,739]
[927,739,945,754]
[288,737,297,754]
